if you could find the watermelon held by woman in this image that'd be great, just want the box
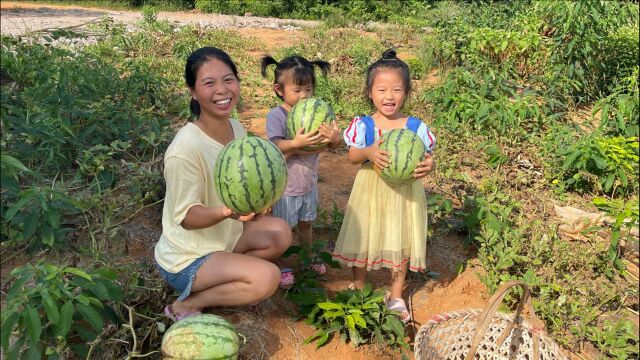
[286,97,336,151]
[214,135,287,215]
[375,129,425,186]
[161,314,241,360]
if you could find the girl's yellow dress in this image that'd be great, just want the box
[332,162,427,272]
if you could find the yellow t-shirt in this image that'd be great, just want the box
[155,120,247,273]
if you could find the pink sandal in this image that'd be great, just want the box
[164,305,201,322]
[384,294,411,324]
[279,268,295,289]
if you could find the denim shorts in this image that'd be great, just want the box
[271,184,318,227]
[157,254,211,301]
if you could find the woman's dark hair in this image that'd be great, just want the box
[260,55,330,100]
[185,47,239,117]
[365,49,411,104]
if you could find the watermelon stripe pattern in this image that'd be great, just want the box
[378,129,425,185]
[161,314,240,360]
[286,97,336,151]
[214,136,287,215]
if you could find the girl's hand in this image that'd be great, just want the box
[414,153,435,179]
[222,207,256,222]
[367,138,390,169]
[319,121,341,146]
[291,127,323,149]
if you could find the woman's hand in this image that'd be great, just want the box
[319,121,341,147]
[366,138,390,169]
[414,153,435,179]
[222,207,256,222]
[291,127,323,150]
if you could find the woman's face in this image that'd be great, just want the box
[190,58,240,120]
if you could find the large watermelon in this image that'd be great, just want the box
[286,98,336,150]
[214,135,287,215]
[375,129,425,186]
[161,314,240,359]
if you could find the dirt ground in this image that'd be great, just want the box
[0,2,495,359]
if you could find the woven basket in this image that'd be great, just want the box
[414,280,569,360]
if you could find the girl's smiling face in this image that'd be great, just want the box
[368,68,407,118]
[190,58,240,120]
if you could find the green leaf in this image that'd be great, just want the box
[7,270,31,301]
[315,331,330,348]
[22,212,40,240]
[23,305,42,345]
[64,267,93,281]
[76,304,103,331]
[0,154,30,173]
[303,331,325,345]
[385,315,405,338]
[41,224,55,247]
[317,302,343,311]
[1,312,20,351]
[352,313,367,328]
[41,289,60,324]
[5,195,33,221]
[345,315,355,330]
[25,344,42,360]
[362,282,372,297]
[87,281,110,300]
[56,301,74,338]
[562,150,581,169]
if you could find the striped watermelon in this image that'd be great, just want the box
[286,98,336,150]
[375,129,425,186]
[214,135,287,215]
[161,314,240,359]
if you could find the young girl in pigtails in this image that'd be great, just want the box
[333,49,436,323]
[261,55,342,288]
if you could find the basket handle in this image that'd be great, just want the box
[464,280,544,360]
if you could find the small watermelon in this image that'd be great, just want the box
[161,314,240,360]
[286,98,336,150]
[375,129,425,186]
[214,135,287,215]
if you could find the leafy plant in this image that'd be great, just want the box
[593,67,639,137]
[1,262,123,359]
[560,134,639,195]
[592,197,640,278]
[587,319,639,360]
[314,202,345,240]
[2,186,80,249]
[304,283,409,352]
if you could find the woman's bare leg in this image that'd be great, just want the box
[171,216,291,314]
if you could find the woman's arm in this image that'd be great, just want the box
[181,205,255,230]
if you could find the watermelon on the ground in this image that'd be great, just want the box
[286,97,336,150]
[214,135,287,215]
[161,314,240,360]
[375,129,425,186]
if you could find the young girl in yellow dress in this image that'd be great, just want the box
[333,49,436,323]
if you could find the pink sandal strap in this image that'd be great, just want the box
[164,305,201,322]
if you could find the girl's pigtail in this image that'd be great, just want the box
[312,60,331,77]
[260,55,279,77]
